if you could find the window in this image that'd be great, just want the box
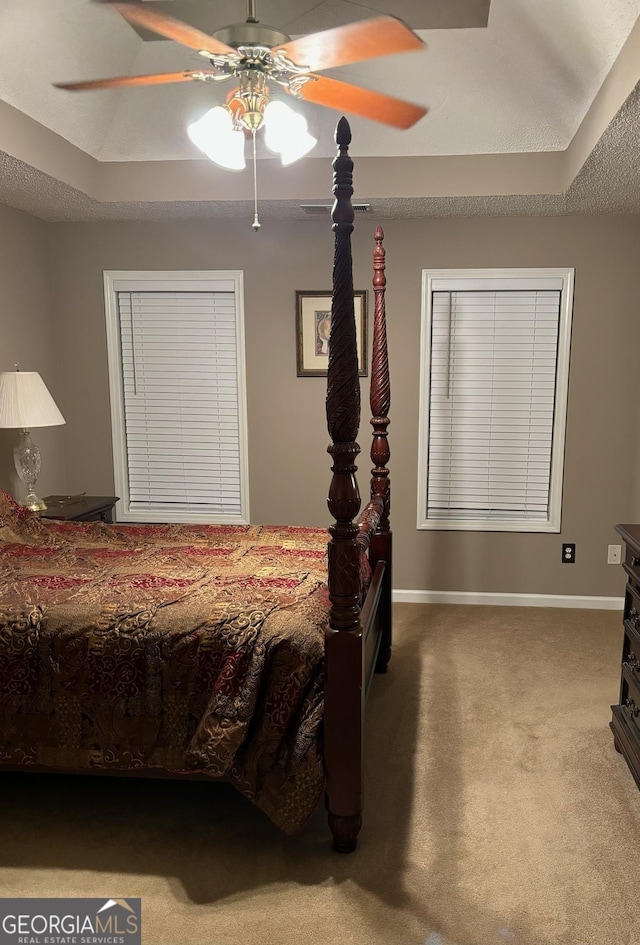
[104,270,249,524]
[417,268,574,532]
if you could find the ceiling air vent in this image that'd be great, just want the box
[300,203,372,215]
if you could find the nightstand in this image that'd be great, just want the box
[40,495,119,523]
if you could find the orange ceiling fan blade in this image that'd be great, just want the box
[273,15,424,73]
[54,70,217,91]
[295,75,427,129]
[99,1,239,57]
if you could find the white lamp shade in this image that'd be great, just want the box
[187,106,246,170]
[0,372,66,428]
[263,100,317,165]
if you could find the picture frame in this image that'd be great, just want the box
[295,290,368,377]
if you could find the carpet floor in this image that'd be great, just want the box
[1,603,639,945]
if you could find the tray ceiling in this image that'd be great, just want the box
[0,0,639,220]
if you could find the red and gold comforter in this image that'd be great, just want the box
[0,491,329,834]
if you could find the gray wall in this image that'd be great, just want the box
[384,216,640,598]
[0,204,67,499]
[8,211,639,598]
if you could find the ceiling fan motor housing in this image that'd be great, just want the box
[212,22,291,50]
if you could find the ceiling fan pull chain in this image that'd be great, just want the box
[251,130,261,231]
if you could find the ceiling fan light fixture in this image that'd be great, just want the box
[228,70,270,133]
[263,100,317,166]
[187,105,246,170]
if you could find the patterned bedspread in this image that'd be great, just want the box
[0,491,330,835]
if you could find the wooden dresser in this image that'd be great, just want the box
[611,523,640,789]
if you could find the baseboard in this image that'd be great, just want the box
[392,589,624,610]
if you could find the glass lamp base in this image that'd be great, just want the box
[14,430,47,511]
[22,491,47,512]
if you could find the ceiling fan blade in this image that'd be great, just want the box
[273,15,424,73]
[295,75,427,129]
[54,70,217,91]
[100,1,238,57]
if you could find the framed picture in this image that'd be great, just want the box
[295,290,367,377]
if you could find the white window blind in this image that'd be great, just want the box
[104,272,249,524]
[418,269,574,532]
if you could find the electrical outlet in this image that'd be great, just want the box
[608,544,622,565]
[562,543,576,563]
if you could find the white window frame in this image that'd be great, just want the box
[104,270,250,525]
[417,267,574,532]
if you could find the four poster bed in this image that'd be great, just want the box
[0,118,392,853]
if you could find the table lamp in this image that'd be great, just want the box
[0,368,66,511]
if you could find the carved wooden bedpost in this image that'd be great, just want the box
[324,117,364,853]
[370,226,393,673]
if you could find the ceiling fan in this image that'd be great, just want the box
[55,0,428,129]
[55,0,427,227]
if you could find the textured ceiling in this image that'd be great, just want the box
[0,0,638,160]
[0,0,640,220]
